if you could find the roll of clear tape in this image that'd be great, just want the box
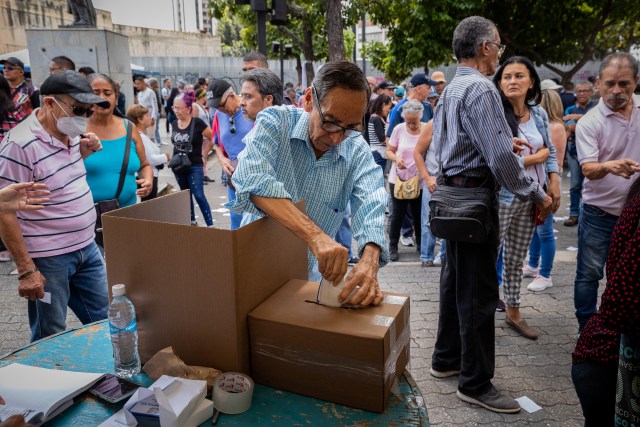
[213,372,254,414]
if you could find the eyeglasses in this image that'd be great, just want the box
[3,66,19,71]
[218,93,231,109]
[311,85,364,137]
[55,97,94,118]
[486,41,506,58]
[228,116,236,135]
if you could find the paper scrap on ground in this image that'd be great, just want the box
[211,208,229,213]
[40,292,51,304]
[567,246,578,252]
[515,396,542,413]
[554,216,568,222]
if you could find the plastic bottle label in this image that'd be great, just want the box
[109,318,137,335]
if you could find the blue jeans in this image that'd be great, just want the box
[574,204,618,331]
[174,165,214,227]
[226,186,242,230]
[154,112,162,143]
[496,246,503,286]
[335,204,353,258]
[528,213,555,278]
[29,242,108,341]
[371,151,387,171]
[566,144,584,217]
[420,186,446,262]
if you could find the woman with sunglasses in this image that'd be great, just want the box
[492,56,560,340]
[85,73,153,219]
[171,90,215,227]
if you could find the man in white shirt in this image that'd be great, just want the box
[134,76,158,141]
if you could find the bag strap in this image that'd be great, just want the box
[437,95,447,177]
[114,119,133,200]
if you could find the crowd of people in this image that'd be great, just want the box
[0,14,639,426]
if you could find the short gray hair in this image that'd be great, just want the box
[312,60,370,104]
[401,99,424,118]
[599,52,639,79]
[147,78,158,86]
[452,16,497,61]
[242,68,284,106]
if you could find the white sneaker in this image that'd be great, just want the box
[400,236,415,246]
[522,265,539,278]
[433,256,442,266]
[527,275,553,292]
[0,250,11,262]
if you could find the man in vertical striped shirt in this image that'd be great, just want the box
[429,17,552,413]
[0,70,110,342]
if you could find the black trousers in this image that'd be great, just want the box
[572,361,617,427]
[388,183,422,250]
[431,198,500,395]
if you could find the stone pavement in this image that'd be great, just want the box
[0,124,587,425]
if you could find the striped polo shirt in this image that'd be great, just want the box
[0,111,96,258]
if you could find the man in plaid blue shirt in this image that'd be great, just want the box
[228,61,389,307]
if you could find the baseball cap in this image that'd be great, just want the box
[410,73,435,87]
[206,79,233,108]
[378,80,396,90]
[394,86,405,97]
[427,91,440,99]
[540,79,562,91]
[0,57,25,70]
[40,70,110,108]
[431,71,446,83]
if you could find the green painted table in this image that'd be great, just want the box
[0,321,429,426]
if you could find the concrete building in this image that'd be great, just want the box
[0,0,221,58]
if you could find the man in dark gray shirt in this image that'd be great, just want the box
[429,16,552,413]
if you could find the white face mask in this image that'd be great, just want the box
[49,97,88,138]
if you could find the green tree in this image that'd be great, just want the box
[365,0,640,83]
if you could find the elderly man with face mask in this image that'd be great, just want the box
[0,70,109,342]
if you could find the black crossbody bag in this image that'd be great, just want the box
[429,99,495,243]
[95,120,132,247]
[168,119,195,174]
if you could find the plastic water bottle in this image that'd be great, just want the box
[108,284,141,378]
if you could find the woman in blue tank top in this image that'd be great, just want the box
[85,73,153,207]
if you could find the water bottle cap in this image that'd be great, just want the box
[112,284,126,296]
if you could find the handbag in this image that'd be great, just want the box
[616,332,640,425]
[429,96,495,243]
[94,120,133,247]
[169,119,195,174]
[394,175,420,200]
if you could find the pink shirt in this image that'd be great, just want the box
[576,96,640,216]
[0,111,97,258]
[388,123,422,185]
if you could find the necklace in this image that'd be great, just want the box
[514,106,528,121]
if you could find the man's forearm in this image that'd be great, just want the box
[0,213,34,274]
[250,195,325,245]
[361,243,381,268]
[582,162,608,180]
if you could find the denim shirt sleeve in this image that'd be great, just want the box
[226,109,293,217]
[532,105,559,177]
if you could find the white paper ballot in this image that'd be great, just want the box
[515,396,542,413]
[40,292,51,304]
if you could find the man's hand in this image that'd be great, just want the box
[218,156,235,177]
[0,183,49,213]
[605,159,640,179]
[535,195,553,223]
[135,178,153,197]
[340,244,383,306]
[308,233,348,284]
[79,133,102,158]
[18,270,45,301]
[547,173,561,213]
[513,137,533,155]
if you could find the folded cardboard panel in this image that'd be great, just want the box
[102,191,308,374]
[248,279,410,413]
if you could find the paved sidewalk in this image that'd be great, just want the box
[0,126,586,425]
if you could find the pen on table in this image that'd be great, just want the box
[211,408,220,425]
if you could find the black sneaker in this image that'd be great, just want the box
[496,299,506,312]
[390,249,399,262]
[204,175,215,183]
[421,260,434,268]
[348,256,360,265]
[457,386,521,414]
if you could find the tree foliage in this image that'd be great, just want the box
[365,0,640,83]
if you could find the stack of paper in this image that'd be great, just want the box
[0,363,104,425]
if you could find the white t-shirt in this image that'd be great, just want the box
[137,87,158,118]
[518,117,545,184]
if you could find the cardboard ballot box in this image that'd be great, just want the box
[248,279,411,413]
[102,191,308,374]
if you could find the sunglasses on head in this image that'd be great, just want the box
[229,116,236,135]
[54,97,94,118]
